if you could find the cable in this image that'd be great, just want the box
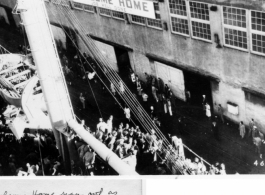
[59,6,194,174]
[37,130,45,176]
[64,22,104,118]
[48,1,219,174]
[54,3,192,174]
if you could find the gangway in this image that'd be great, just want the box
[15,0,138,175]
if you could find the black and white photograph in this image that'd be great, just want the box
[0,0,265,191]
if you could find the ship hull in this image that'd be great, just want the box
[0,90,21,107]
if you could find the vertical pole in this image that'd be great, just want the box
[19,0,75,173]
[18,0,138,175]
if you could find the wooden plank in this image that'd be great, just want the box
[6,70,30,81]
[14,80,29,89]
[0,63,24,75]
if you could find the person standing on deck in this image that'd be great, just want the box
[124,106,131,122]
[157,78,165,101]
[202,95,207,111]
[205,102,211,120]
[152,85,159,102]
[248,119,255,138]
[107,115,113,134]
[141,91,148,110]
[185,90,191,105]
[162,95,167,114]
[260,140,265,159]
[79,93,85,109]
[253,136,262,158]
[211,121,220,141]
[217,104,225,124]
[110,82,116,95]
[167,98,173,116]
[239,121,246,139]
[164,84,169,99]
[136,80,142,96]
[168,89,175,110]
[120,80,125,95]
[130,71,136,84]
[252,126,259,143]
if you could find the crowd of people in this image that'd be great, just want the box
[238,118,265,159]
[0,113,227,176]
[76,115,228,175]
[0,124,62,176]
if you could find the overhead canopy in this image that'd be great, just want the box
[146,53,220,83]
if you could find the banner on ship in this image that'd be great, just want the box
[73,0,156,19]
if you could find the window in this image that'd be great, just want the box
[131,15,146,25]
[171,17,189,35]
[191,21,211,41]
[222,6,248,50]
[250,11,265,55]
[224,28,247,49]
[99,8,112,17]
[112,11,124,20]
[147,3,162,29]
[169,0,189,36]
[223,7,246,28]
[190,2,209,20]
[169,0,187,16]
[72,2,83,10]
[189,1,211,41]
[84,4,95,13]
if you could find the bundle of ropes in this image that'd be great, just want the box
[0,45,11,54]
[49,0,213,174]
[0,45,21,97]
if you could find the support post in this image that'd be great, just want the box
[17,0,138,175]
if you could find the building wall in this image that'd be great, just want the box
[44,1,265,132]
[244,91,265,131]
[45,2,265,91]
[2,0,265,131]
[198,0,265,10]
[212,81,246,123]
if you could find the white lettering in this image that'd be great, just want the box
[126,0,132,8]
[142,2,148,11]
[73,0,155,19]
[119,0,125,7]
[133,0,141,10]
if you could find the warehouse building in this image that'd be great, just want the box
[1,0,265,132]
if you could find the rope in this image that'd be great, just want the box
[37,130,45,176]
[54,2,191,174]
[65,21,103,118]
[46,1,222,174]
[21,18,28,55]
[56,14,186,175]
[61,5,193,174]
[0,45,11,54]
